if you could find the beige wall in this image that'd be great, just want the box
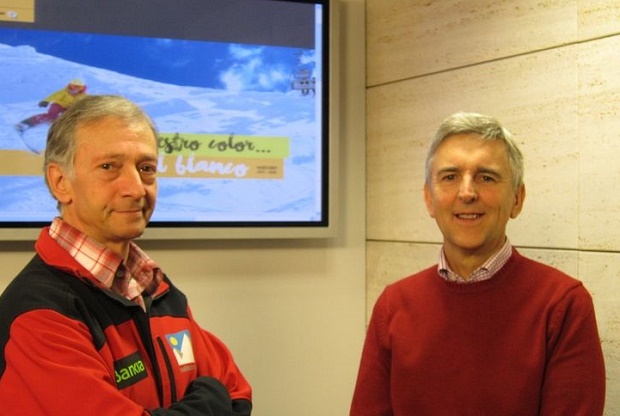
[0,1,366,415]
[366,0,619,414]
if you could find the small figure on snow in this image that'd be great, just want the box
[16,79,87,133]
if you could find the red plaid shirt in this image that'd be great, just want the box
[49,217,163,310]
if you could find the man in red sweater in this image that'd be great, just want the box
[350,112,606,415]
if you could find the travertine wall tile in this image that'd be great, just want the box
[578,37,620,251]
[367,47,580,248]
[578,252,620,415]
[579,0,620,39]
[367,0,577,86]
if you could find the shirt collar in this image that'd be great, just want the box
[438,238,513,283]
[49,217,163,298]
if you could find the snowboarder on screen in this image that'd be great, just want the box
[15,79,87,133]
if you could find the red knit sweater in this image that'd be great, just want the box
[350,250,605,416]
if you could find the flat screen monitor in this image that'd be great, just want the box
[0,0,337,240]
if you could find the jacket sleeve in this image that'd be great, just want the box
[539,284,606,415]
[150,376,252,416]
[42,88,68,105]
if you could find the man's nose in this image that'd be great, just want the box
[120,168,147,198]
[458,175,478,202]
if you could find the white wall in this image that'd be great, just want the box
[0,1,367,415]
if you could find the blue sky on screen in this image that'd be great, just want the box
[0,28,313,91]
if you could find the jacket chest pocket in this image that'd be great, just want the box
[156,330,199,402]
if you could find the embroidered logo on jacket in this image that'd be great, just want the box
[114,351,148,389]
[166,330,196,367]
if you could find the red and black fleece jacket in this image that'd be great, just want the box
[0,230,252,415]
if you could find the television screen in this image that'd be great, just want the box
[0,0,335,240]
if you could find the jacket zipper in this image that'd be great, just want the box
[134,295,166,406]
[156,337,178,403]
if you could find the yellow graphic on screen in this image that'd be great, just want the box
[157,133,290,179]
[0,133,291,179]
[0,0,34,22]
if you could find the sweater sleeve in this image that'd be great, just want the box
[349,289,393,416]
[539,284,606,415]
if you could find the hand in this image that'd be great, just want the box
[38,101,49,108]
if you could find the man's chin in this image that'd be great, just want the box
[117,220,148,240]
[112,212,152,237]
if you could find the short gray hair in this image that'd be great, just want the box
[424,112,524,188]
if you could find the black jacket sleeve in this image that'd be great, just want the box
[149,376,252,416]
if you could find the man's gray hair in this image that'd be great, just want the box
[424,111,524,188]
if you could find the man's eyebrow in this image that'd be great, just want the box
[140,153,159,162]
[477,167,503,177]
[434,166,504,177]
[437,166,459,173]
[435,166,459,175]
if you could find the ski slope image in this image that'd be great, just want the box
[0,31,324,225]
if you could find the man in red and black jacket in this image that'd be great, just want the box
[0,95,252,415]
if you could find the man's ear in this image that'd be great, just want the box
[510,184,526,219]
[46,163,73,205]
